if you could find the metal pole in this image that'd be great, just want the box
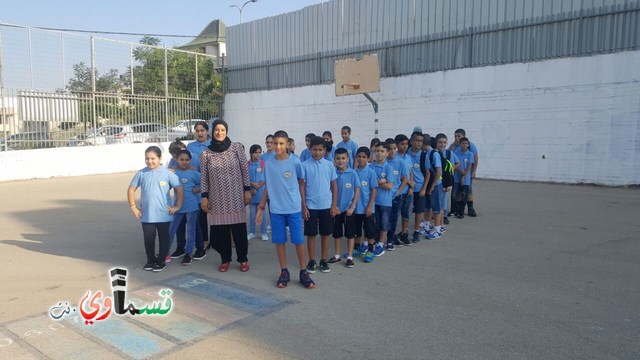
[27,27,33,89]
[195,54,199,100]
[130,44,134,94]
[221,53,226,119]
[90,36,97,143]
[61,32,65,90]
[164,44,169,138]
[0,23,6,150]
[362,93,378,138]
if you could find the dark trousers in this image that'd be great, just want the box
[142,222,170,264]
[210,223,248,264]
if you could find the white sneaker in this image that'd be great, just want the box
[266,225,272,233]
[261,233,269,241]
[247,233,255,240]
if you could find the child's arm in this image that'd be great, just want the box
[256,187,269,225]
[366,187,376,217]
[330,179,339,217]
[378,179,392,190]
[347,186,360,216]
[168,186,184,214]
[472,152,478,178]
[127,185,142,219]
[396,174,409,198]
[428,167,441,195]
[300,179,309,220]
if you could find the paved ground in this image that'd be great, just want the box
[0,173,638,359]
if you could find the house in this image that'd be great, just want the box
[177,19,226,66]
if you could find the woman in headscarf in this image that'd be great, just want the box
[200,119,251,272]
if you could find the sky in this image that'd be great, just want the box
[0,0,328,46]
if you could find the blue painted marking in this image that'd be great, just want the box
[166,275,280,312]
[65,315,173,358]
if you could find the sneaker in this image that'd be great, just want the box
[152,262,166,272]
[327,255,341,264]
[439,227,446,234]
[420,221,429,231]
[182,254,192,266]
[261,233,269,241]
[299,270,315,289]
[358,242,369,255]
[193,249,206,260]
[247,232,255,240]
[468,208,477,217]
[143,262,155,271]
[165,255,171,263]
[363,251,375,263]
[425,231,441,240]
[352,248,363,258]
[393,238,403,247]
[306,260,317,273]
[456,212,465,219]
[373,244,385,257]
[399,233,412,246]
[170,249,185,258]
[266,225,272,233]
[319,260,330,273]
[443,216,450,225]
[412,231,422,243]
[418,228,428,237]
[277,269,290,288]
[345,258,355,268]
[386,242,395,251]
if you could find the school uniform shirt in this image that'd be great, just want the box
[354,165,378,214]
[264,156,304,214]
[408,148,427,190]
[396,152,414,195]
[387,156,408,195]
[336,139,359,168]
[302,157,338,210]
[370,160,396,207]
[454,150,475,186]
[249,160,266,204]
[187,138,211,172]
[451,142,479,158]
[335,167,360,213]
[130,167,181,223]
[300,148,311,162]
[174,168,201,213]
[425,148,442,186]
[260,151,276,162]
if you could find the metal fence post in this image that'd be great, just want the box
[0,23,6,149]
[90,36,97,142]
[164,44,169,134]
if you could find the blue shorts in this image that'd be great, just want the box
[375,205,391,232]
[412,191,426,213]
[399,193,413,220]
[425,184,442,212]
[271,212,304,245]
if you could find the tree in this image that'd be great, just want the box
[66,62,123,93]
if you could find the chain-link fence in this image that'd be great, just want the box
[0,23,224,150]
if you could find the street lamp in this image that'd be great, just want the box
[230,0,258,24]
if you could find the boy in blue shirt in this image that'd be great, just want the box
[302,136,339,273]
[329,148,360,268]
[435,133,459,225]
[299,133,315,162]
[322,131,335,161]
[248,144,268,241]
[256,130,315,289]
[385,138,410,250]
[422,134,444,239]
[393,134,414,246]
[335,126,359,168]
[353,147,378,263]
[453,137,475,219]
[408,132,431,243]
[370,142,396,256]
[450,128,479,217]
[260,134,276,161]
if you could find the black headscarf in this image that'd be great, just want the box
[208,119,231,152]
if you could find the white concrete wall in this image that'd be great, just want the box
[1,51,638,185]
[225,51,640,186]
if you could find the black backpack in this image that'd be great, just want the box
[421,149,454,189]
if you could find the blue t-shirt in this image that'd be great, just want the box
[408,148,428,190]
[130,167,182,223]
[426,148,442,186]
[396,152,414,195]
[387,156,408,195]
[249,159,266,205]
[302,157,338,209]
[300,148,311,162]
[454,150,475,186]
[167,158,178,169]
[370,160,395,207]
[174,168,201,213]
[335,167,360,213]
[260,151,276,162]
[264,156,304,214]
[187,138,211,172]
[336,139,359,168]
[354,165,378,214]
[451,142,478,158]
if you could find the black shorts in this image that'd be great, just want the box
[353,213,376,239]
[304,208,333,236]
[333,212,356,239]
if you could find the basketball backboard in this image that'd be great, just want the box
[334,54,381,96]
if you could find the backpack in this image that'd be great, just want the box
[421,149,454,189]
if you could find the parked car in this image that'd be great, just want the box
[105,123,185,144]
[66,125,122,146]
[170,119,206,134]
[0,132,54,150]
